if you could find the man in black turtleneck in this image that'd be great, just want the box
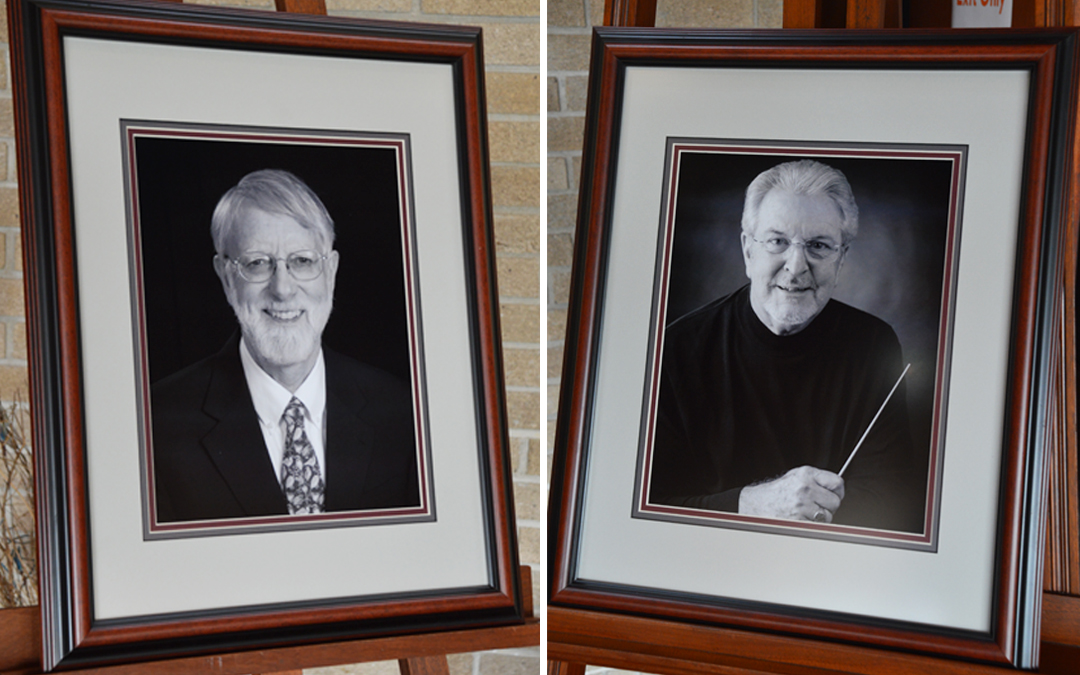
[648,159,920,533]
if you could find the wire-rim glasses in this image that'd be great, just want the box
[224,251,329,283]
[749,235,847,262]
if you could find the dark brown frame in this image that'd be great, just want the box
[549,27,1080,670]
[8,0,522,670]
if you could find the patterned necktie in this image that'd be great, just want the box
[280,396,325,514]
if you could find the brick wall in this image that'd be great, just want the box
[0,0,540,673]
[0,6,26,409]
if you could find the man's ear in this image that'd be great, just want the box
[740,231,754,274]
[325,250,340,293]
[213,254,230,290]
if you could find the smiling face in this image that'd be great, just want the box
[741,188,847,336]
[214,207,339,387]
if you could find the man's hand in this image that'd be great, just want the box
[738,466,845,522]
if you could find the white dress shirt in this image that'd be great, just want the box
[238,338,327,485]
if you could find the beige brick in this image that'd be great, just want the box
[0,232,7,273]
[550,267,572,306]
[531,564,543,616]
[480,23,541,66]
[548,115,585,153]
[0,144,7,184]
[501,303,540,342]
[0,323,7,361]
[12,233,20,273]
[550,0,586,26]
[447,653,474,675]
[506,389,540,429]
[479,651,540,675]
[547,383,560,415]
[588,0,604,26]
[503,346,540,386]
[564,75,589,112]
[487,72,541,115]
[655,0,755,27]
[571,155,583,190]
[547,157,569,191]
[526,437,541,475]
[489,120,540,164]
[0,365,28,395]
[516,524,540,564]
[497,256,539,298]
[548,231,574,268]
[510,436,529,474]
[0,55,7,93]
[548,193,578,231]
[0,188,19,229]
[548,33,591,72]
[12,322,24,360]
[490,165,539,208]
[547,76,560,112]
[494,213,539,255]
[423,0,539,15]
[759,0,784,26]
[548,344,565,378]
[0,278,24,316]
[548,307,567,341]
[326,0,409,10]
[513,480,540,520]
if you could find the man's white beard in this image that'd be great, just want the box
[233,300,333,368]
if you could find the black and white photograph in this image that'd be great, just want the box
[123,122,433,537]
[635,141,965,549]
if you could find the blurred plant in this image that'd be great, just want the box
[0,396,36,608]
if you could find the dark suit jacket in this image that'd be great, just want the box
[151,335,420,523]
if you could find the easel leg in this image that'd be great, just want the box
[400,655,452,675]
[548,660,586,675]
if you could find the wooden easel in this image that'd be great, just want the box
[547,1,1080,674]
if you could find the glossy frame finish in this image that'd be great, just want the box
[549,27,1080,669]
[8,0,522,670]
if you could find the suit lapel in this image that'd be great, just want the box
[323,351,374,512]
[200,340,289,516]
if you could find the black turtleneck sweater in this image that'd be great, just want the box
[649,285,920,533]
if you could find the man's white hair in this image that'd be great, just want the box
[211,169,335,253]
[741,159,859,243]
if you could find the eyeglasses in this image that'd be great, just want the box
[749,236,847,262]
[224,251,329,283]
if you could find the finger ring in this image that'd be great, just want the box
[813,509,827,523]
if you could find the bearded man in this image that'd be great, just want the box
[648,159,919,532]
[151,169,420,523]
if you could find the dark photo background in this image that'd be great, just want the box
[662,149,960,514]
[132,134,414,385]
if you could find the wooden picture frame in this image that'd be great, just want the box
[549,27,1080,669]
[8,0,523,669]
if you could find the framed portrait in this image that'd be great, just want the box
[549,28,1079,669]
[9,0,523,669]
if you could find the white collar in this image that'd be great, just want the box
[238,337,327,428]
